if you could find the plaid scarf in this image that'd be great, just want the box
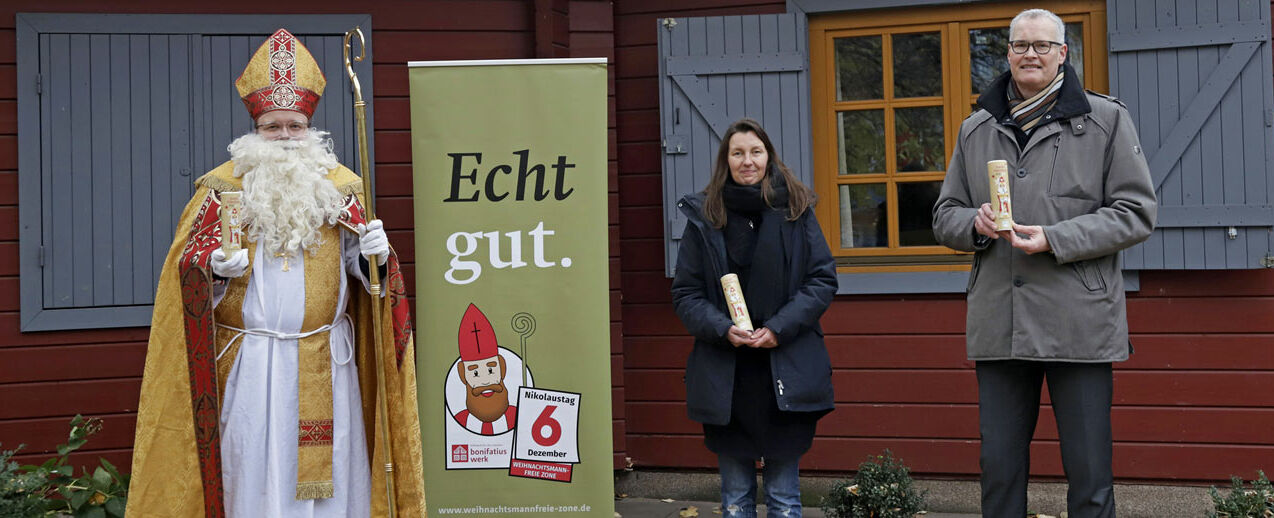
[1007,70,1064,132]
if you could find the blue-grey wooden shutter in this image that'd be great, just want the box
[18,14,374,331]
[1108,0,1274,269]
[658,14,812,277]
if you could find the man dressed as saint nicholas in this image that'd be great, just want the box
[127,29,425,518]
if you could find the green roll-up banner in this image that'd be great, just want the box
[408,58,613,516]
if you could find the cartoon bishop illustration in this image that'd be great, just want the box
[452,303,519,435]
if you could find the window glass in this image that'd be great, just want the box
[895,106,945,172]
[839,184,888,248]
[968,28,1009,95]
[893,32,942,98]
[837,110,885,175]
[835,35,883,101]
[897,181,943,246]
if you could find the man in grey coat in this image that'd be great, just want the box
[932,8,1157,518]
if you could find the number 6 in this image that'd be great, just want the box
[532,405,562,446]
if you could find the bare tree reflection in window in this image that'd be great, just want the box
[835,36,882,101]
[839,184,888,248]
[893,32,942,98]
[838,110,885,175]
[895,106,944,172]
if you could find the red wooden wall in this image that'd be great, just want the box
[615,0,1274,482]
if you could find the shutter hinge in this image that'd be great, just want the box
[1266,108,1273,127]
[1261,254,1274,268]
[35,73,41,95]
[662,18,678,30]
[38,246,44,267]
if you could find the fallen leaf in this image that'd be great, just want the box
[679,505,699,517]
[661,498,675,503]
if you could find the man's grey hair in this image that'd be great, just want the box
[1009,9,1065,42]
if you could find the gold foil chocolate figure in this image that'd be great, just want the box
[720,273,754,332]
[987,160,1014,231]
[220,191,244,252]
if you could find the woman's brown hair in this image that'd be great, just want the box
[701,118,815,229]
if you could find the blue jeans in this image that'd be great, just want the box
[718,455,802,518]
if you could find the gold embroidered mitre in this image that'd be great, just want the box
[235,28,326,119]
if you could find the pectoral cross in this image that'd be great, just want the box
[275,252,291,272]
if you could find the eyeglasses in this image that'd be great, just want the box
[255,120,309,136]
[1009,40,1063,55]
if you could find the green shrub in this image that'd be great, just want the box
[0,445,49,518]
[1208,471,1273,518]
[0,415,130,518]
[822,450,926,518]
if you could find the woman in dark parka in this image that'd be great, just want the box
[671,118,838,518]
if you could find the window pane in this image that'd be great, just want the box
[969,27,1008,96]
[895,106,945,172]
[893,32,942,98]
[837,110,885,175]
[839,183,888,248]
[1065,22,1084,86]
[835,35,883,101]
[898,181,943,246]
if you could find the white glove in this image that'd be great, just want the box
[211,248,250,278]
[358,220,389,266]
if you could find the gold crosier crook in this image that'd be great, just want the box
[343,26,397,518]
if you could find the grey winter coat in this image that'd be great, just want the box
[932,70,1157,362]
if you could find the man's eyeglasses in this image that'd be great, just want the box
[1009,40,1063,55]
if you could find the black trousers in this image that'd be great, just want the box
[976,360,1115,518]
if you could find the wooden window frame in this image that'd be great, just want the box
[809,0,1108,273]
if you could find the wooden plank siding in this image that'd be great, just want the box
[557,0,626,470]
[0,0,626,471]
[617,0,1274,483]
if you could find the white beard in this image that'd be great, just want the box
[228,130,345,258]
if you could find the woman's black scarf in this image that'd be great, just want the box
[721,170,791,326]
